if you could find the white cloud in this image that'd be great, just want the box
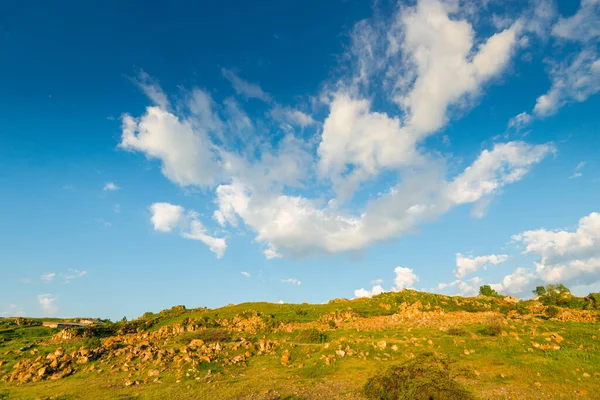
[150,203,184,232]
[150,203,226,257]
[492,268,536,294]
[103,182,120,191]
[221,68,272,102]
[551,0,600,42]
[270,106,316,129]
[131,69,170,110]
[508,112,532,130]
[394,266,418,290]
[569,161,586,179]
[281,278,301,286]
[63,269,87,282]
[241,271,251,278]
[437,276,483,297]
[389,0,522,135]
[212,141,552,257]
[512,212,600,285]
[38,294,58,315]
[533,50,600,117]
[446,141,555,205]
[264,247,282,259]
[120,105,221,187]
[354,285,385,298]
[40,273,56,282]
[119,1,555,260]
[371,278,384,286]
[181,214,227,258]
[454,253,508,278]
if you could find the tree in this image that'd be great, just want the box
[532,286,547,296]
[121,316,128,322]
[479,285,499,297]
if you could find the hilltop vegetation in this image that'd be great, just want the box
[1,287,599,399]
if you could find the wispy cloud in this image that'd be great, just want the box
[569,161,586,179]
[281,278,301,286]
[221,68,272,102]
[40,273,56,282]
[241,271,251,278]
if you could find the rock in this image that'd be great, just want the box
[281,350,291,366]
[189,339,205,348]
[504,296,520,304]
[148,369,159,377]
[37,367,48,377]
[335,350,346,358]
[376,340,387,349]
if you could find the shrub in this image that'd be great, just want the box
[447,327,468,336]
[546,306,560,318]
[479,285,500,297]
[328,320,337,329]
[363,352,475,400]
[479,317,503,336]
[296,328,328,343]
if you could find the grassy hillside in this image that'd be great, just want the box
[1,289,599,399]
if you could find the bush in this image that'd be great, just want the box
[479,285,500,297]
[546,306,560,318]
[363,352,475,400]
[328,320,337,329]
[296,328,328,343]
[479,317,503,336]
[447,327,468,336]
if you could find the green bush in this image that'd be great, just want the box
[546,306,560,318]
[363,352,475,400]
[447,327,468,336]
[479,285,500,297]
[328,320,337,329]
[479,317,503,336]
[296,328,328,343]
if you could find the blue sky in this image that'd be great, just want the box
[1,0,599,321]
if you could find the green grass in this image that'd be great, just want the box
[1,290,599,399]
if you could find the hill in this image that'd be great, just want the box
[1,289,599,399]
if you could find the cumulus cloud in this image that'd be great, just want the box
[103,182,120,191]
[150,203,184,232]
[437,276,483,297]
[354,285,385,298]
[150,202,226,257]
[221,68,272,102]
[38,294,58,315]
[454,253,508,278]
[512,212,600,285]
[491,268,536,294]
[40,273,56,282]
[394,266,418,290]
[181,216,227,258]
[120,0,556,259]
[241,271,251,278]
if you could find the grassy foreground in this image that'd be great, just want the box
[1,290,599,399]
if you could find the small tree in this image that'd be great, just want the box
[532,286,547,296]
[121,316,128,323]
[479,285,499,297]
